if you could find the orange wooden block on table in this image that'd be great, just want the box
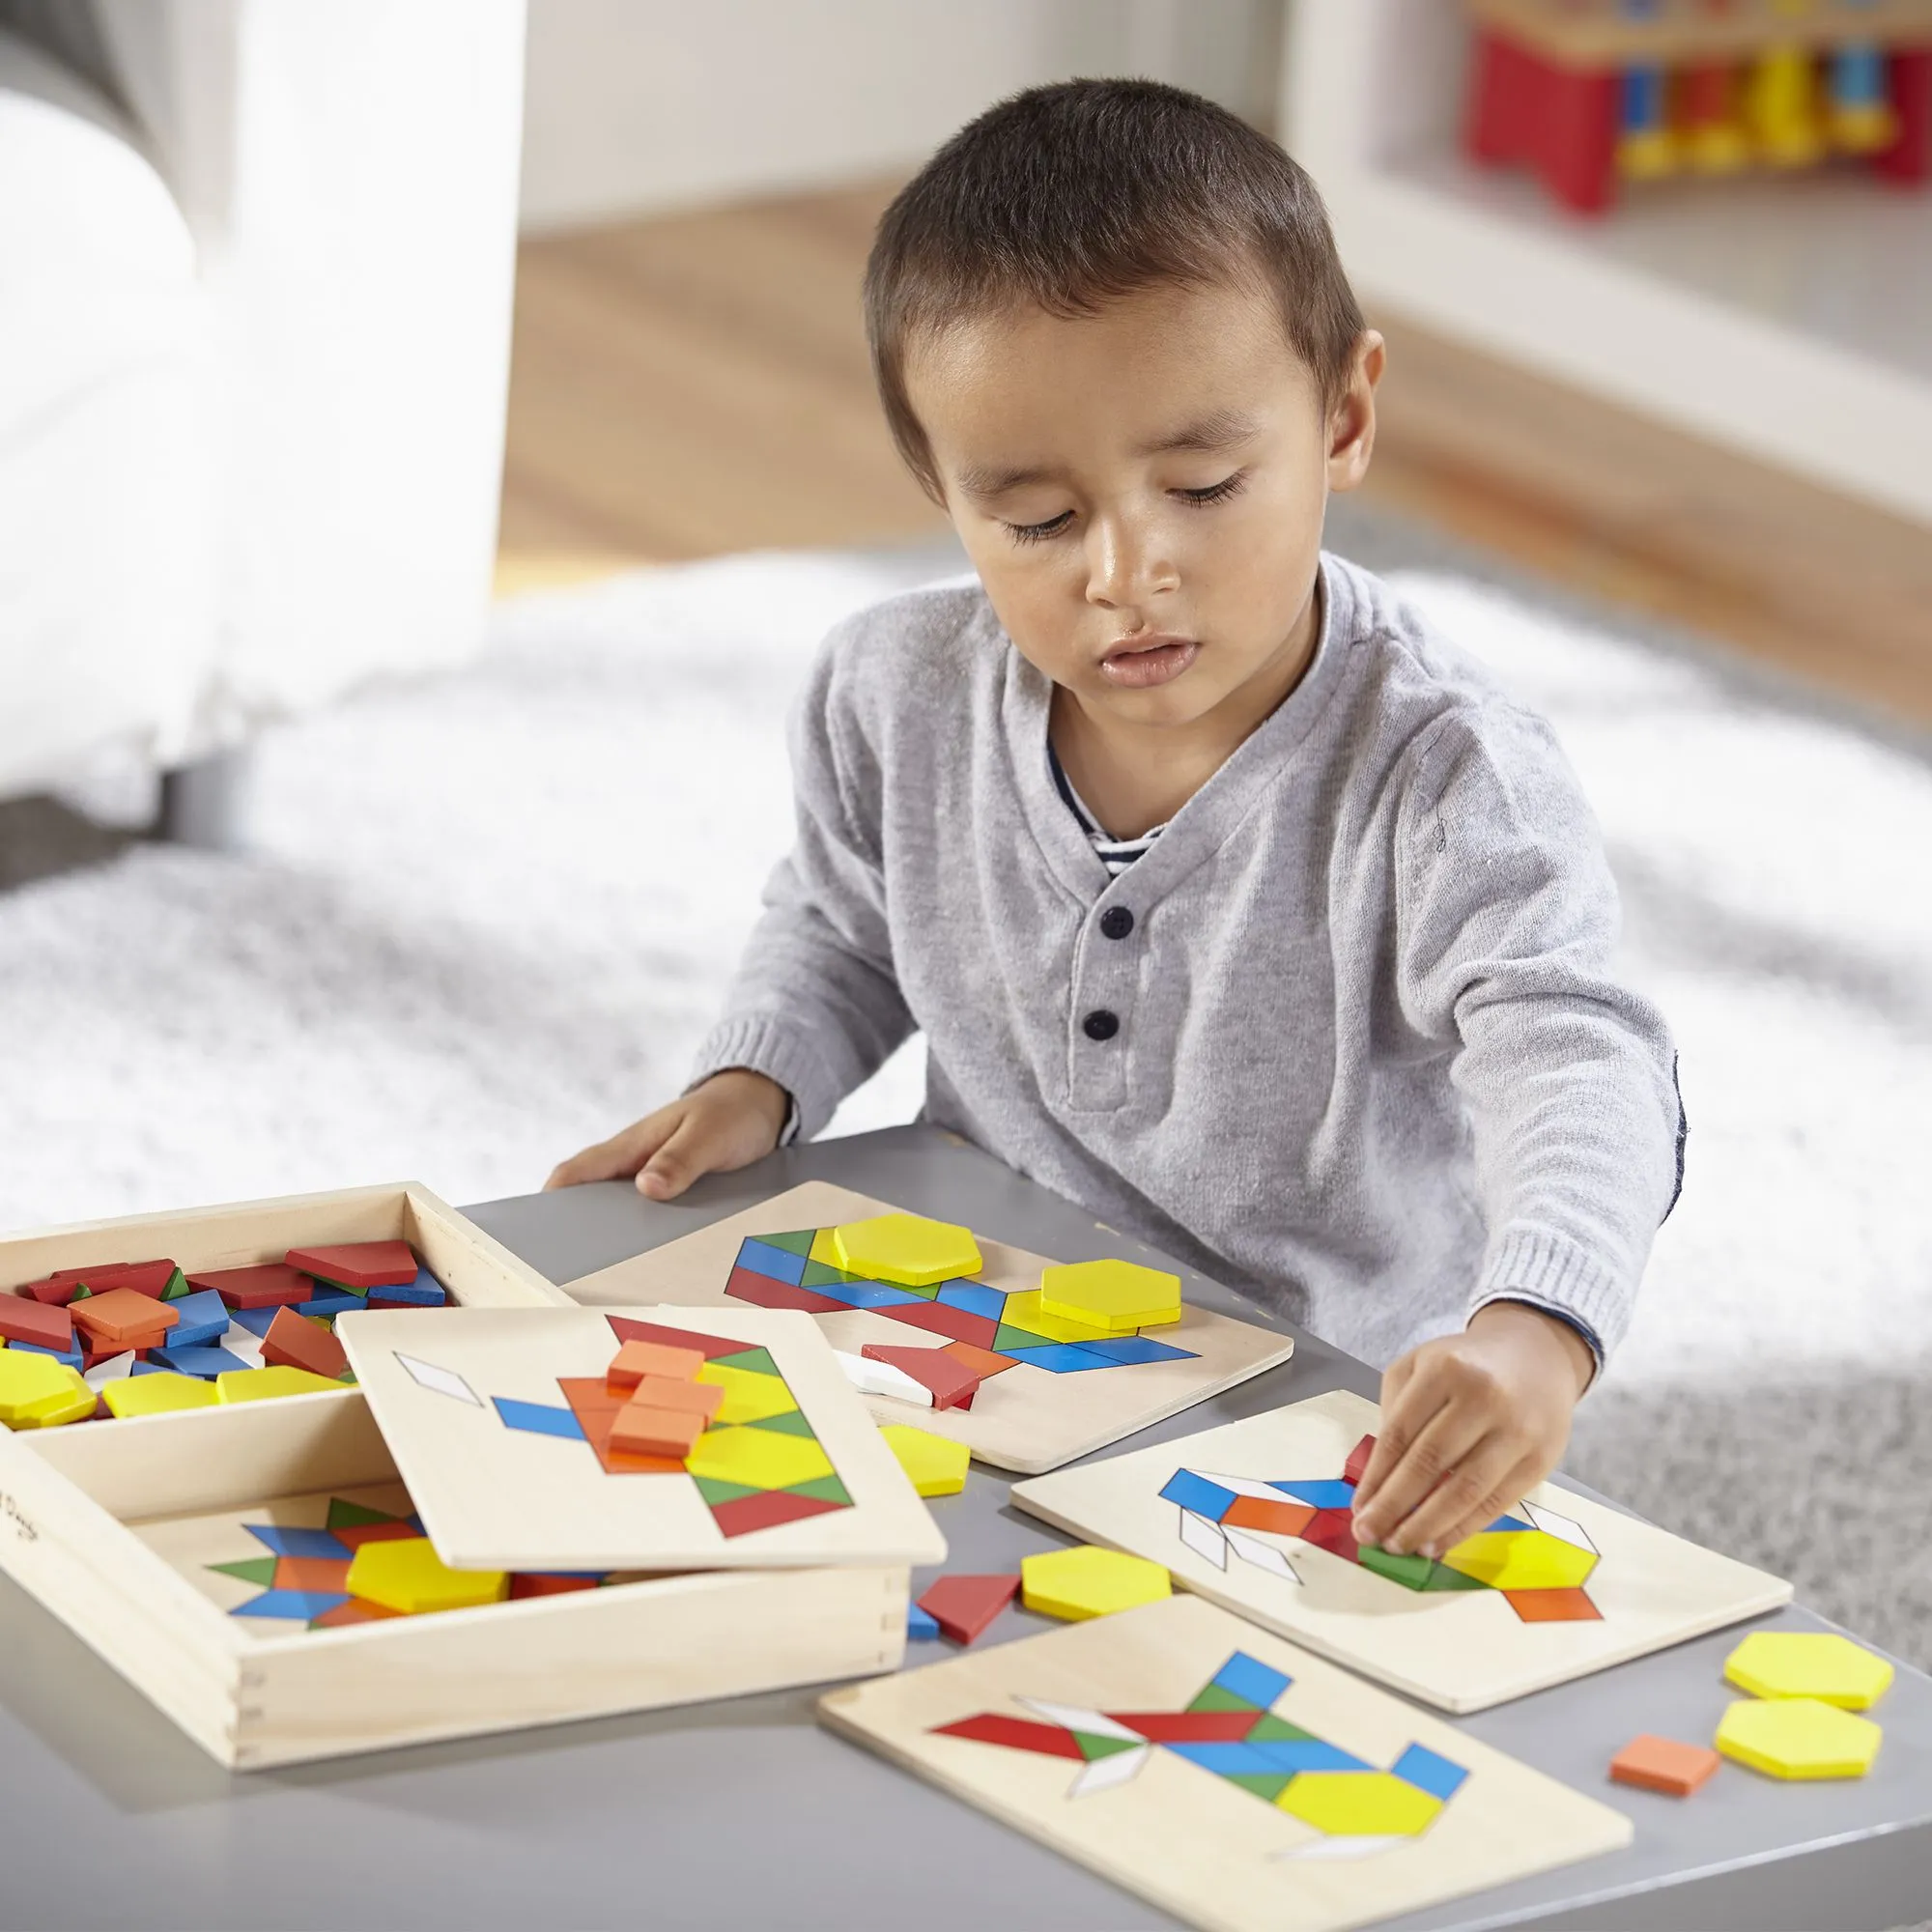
[186,1263,314,1310]
[1609,1734,1721,1798]
[607,1338,704,1390]
[628,1372,724,1420]
[610,1403,707,1458]
[261,1306,349,1380]
[283,1240,417,1289]
[0,1296,74,1352]
[71,1289,179,1351]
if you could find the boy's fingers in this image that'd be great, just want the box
[637,1111,717,1201]
[1389,1441,1532,1561]
[1350,1353,1431,1516]
[545,1116,673,1190]
[1352,1384,1491,1553]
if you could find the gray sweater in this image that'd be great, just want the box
[690,554,1682,1369]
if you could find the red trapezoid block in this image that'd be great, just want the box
[917,1574,1020,1644]
[1343,1434,1377,1487]
[283,1241,417,1289]
[188,1264,316,1309]
[0,1296,75,1351]
[262,1307,349,1380]
[862,1343,983,1411]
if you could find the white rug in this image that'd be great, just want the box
[3,534,1929,1654]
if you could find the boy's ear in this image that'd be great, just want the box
[1326,329,1385,495]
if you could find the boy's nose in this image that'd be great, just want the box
[1083,515,1179,610]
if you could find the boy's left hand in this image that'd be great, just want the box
[1349,1302,1594,1561]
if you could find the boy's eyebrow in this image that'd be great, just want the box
[956,408,1263,498]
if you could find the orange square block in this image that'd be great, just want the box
[630,1373,724,1420]
[610,1403,706,1459]
[1610,1734,1722,1798]
[607,1339,704,1391]
[71,1287,181,1350]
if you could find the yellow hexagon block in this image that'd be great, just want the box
[879,1422,970,1497]
[1037,1260,1181,1333]
[1021,1545,1171,1621]
[685,1423,835,1492]
[1715,1697,1881,1780]
[1724,1632,1894,1711]
[695,1360,800,1426]
[1276,1771,1444,1837]
[101,1372,220,1420]
[215,1366,346,1404]
[0,1349,85,1426]
[1438,1527,1598,1593]
[7,1362,97,1428]
[346,1536,508,1615]
[830,1214,983,1288]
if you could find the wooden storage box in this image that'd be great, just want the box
[0,1185,910,1765]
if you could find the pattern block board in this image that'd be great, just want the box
[337,1305,945,1571]
[1010,1390,1792,1714]
[563,1182,1293,1474]
[819,1594,1632,1932]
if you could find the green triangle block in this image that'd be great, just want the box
[160,1268,191,1301]
[1248,1713,1318,1743]
[746,1408,817,1438]
[312,1276,369,1297]
[758,1229,818,1259]
[992,1322,1056,1353]
[1073,1731,1143,1761]
[694,1476,762,1506]
[1422,1560,1492,1593]
[1360,1546,1436,1592]
[1187,1683,1259,1714]
[713,1346,780,1378]
[800,1259,861,1290]
[69,1285,91,1301]
[783,1473,852,1506]
[326,1497,400,1529]
[210,1556,278,1588]
[1225,1772,1293,1802]
[337,1370,358,1384]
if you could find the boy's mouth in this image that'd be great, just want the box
[1098,635,1199,690]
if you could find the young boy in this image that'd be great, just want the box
[550,82,1684,1564]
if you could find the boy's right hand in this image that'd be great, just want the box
[545,1068,790,1201]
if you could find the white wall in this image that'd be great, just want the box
[518,0,1281,231]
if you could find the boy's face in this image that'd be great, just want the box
[906,277,1380,731]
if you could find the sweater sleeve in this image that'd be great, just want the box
[685,621,917,1141]
[1394,702,1682,1363]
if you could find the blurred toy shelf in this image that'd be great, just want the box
[1283,0,1932,526]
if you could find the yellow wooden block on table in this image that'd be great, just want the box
[684,1423,835,1492]
[346,1536,508,1615]
[101,1373,220,1420]
[1715,1696,1881,1780]
[1037,1260,1180,1333]
[1723,1632,1893,1711]
[830,1213,982,1288]
[997,1290,1113,1346]
[1276,1770,1444,1837]
[694,1359,800,1426]
[0,1348,84,1426]
[1438,1526,1597,1593]
[1021,1545,1171,1621]
[215,1366,345,1404]
[879,1422,970,1497]
[7,1363,97,1428]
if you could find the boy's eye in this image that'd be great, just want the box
[999,470,1249,546]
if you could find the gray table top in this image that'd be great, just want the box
[1,1125,1926,1930]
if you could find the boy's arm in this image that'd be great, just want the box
[1351,703,1682,1558]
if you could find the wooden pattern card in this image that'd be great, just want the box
[338,1304,946,1571]
[565,1182,1293,1474]
[1011,1389,1792,1713]
[820,1594,1632,1932]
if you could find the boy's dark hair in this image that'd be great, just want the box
[865,78,1366,501]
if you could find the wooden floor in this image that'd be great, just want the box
[498,179,1932,724]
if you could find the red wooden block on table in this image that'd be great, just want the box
[627,1373,724,1420]
[917,1573,1020,1645]
[509,1573,601,1600]
[283,1240,417,1289]
[262,1306,349,1380]
[609,1403,706,1459]
[49,1259,177,1297]
[18,1278,80,1306]
[0,1295,75,1352]
[186,1263,314,1310]
[607,1338,704,1391]
[1344,1433,1377,1488]
[1297,1509,1360,1562]
[1609,1734,1721,1798]
[862,1342,983,1411]
[71,1288,180,1351]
